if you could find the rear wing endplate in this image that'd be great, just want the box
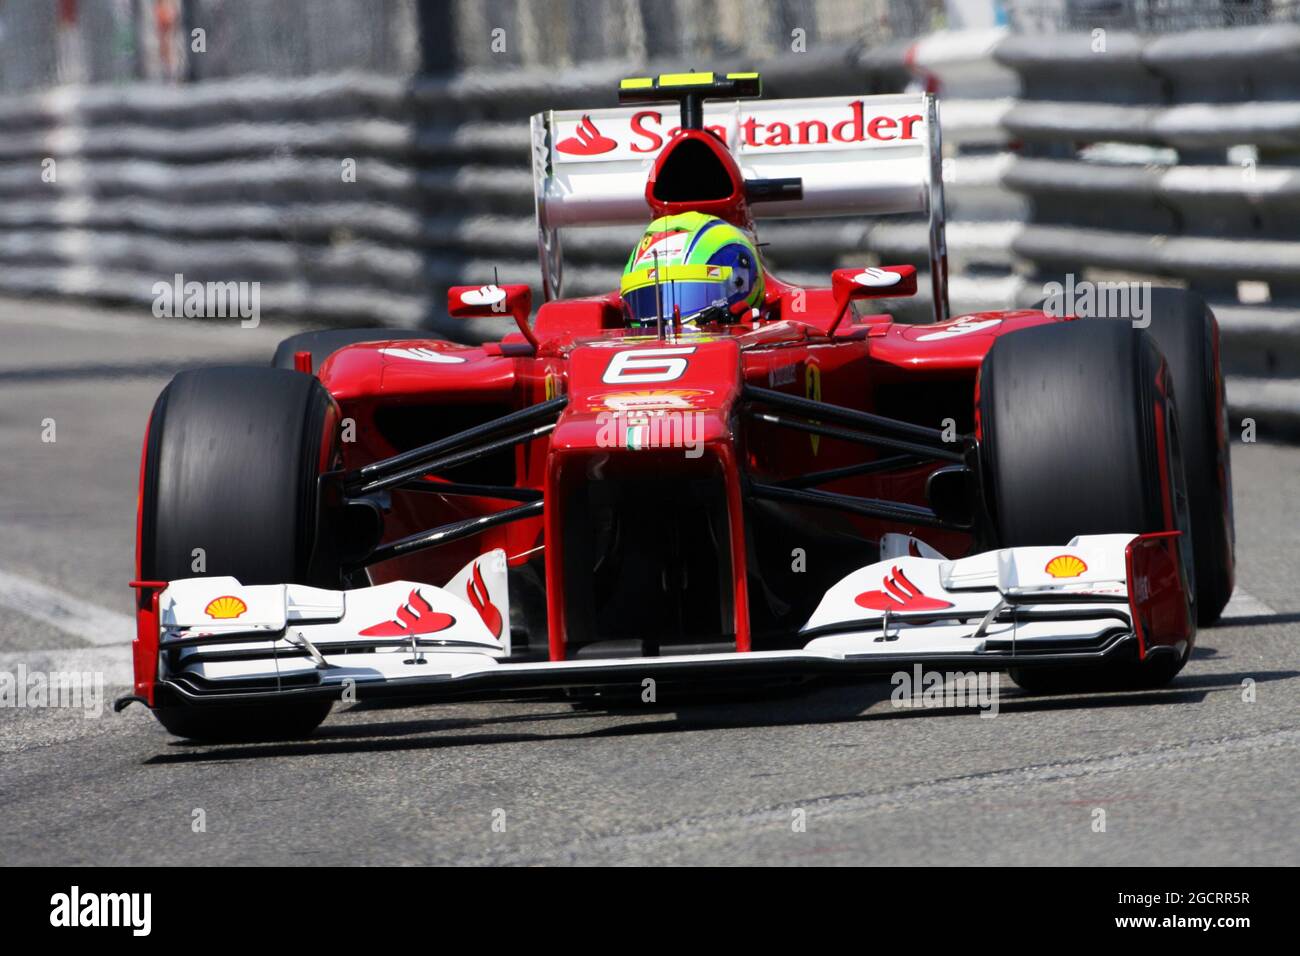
[529,91,948,320]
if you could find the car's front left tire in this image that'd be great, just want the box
[1139,288,1235,624]
[977,318,1196,693]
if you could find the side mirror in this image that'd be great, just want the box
[448,283,538,351]
[828,265,918,336]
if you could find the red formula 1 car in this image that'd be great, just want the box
[120,73,1234,741]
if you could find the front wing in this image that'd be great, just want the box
[121,532,1191,710]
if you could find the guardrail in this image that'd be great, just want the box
[861,23,1300,440]
[0,23,1296,439]
[0,52,881,331]
[995,23,1300,439]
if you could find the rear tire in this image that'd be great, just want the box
[1140,289,1235,624]
[141,366,341,741]
[977,319,1195,692]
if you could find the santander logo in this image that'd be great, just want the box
[855,566,954,613]
[556,115,618,156]
[552,100,924,163]
[852,267,903,288]
[360,588,455,637]
[628,101,922,154]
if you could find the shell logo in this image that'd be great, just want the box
[204,595,248,619]
[1044,555,1088,578]
[593,388,707,412]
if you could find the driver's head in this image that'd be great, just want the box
[620,212,763,329]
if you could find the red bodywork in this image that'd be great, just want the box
[123,94,1205,711]
[321,302,1066,663]
[310,129,1075,661]
[123,127,1078,702]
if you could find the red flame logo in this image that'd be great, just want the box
[466,561,504,639]
[855,566,954,612]
[556,115,618,156]
[360,588,455,637]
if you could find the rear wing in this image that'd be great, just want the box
[529,91,948,320]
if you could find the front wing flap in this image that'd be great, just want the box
[129,533,1190,709]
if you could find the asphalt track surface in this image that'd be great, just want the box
[0,296,1296,866]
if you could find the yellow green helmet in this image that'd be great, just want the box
[619,212,763,327]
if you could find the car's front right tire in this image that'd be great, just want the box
[139,366,341,741]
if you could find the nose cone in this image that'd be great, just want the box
[552,337,742,457]
[541,336,753,661]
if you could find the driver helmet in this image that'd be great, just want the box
[619,212,763,329]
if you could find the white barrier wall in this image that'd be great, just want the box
[0,16,1295,437]
[995,24,1300,438]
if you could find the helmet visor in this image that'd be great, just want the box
[620,264,733,327]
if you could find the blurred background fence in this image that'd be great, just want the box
[1,0,1298,436]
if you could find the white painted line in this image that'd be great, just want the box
[0,569,134,646]
[1220,588,1275,620]
[0,646,133,688]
